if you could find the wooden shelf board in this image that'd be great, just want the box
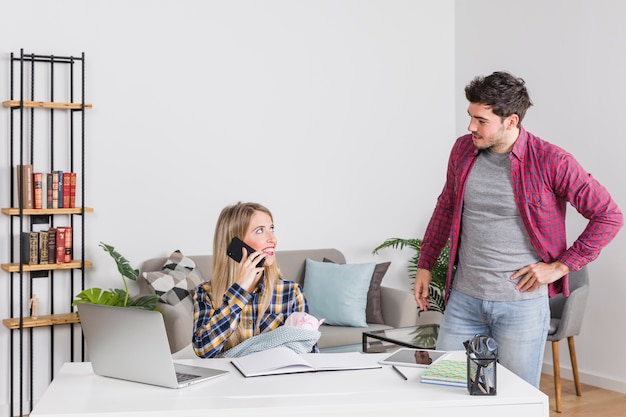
[1,207,94,216]
[1,260,93,273]
[3,312,79,329]
[2,100,92,110]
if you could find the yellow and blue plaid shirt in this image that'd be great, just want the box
[192,278,316,358]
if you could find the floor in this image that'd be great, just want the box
[539,373,626,416]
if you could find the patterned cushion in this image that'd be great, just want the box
[142,250,203,311]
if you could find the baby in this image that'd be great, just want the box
[285,312,325,331]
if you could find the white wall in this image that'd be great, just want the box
[0,1,456,413]
[455,0,626,393]
[3,1,625,413]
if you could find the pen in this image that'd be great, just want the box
[392,365,408,381]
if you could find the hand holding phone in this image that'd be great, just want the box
[227,237,265,267]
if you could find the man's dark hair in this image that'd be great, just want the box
[465,71,533,124]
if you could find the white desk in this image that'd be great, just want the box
[30,352,548,417]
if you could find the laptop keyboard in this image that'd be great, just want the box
[176,371,200,383]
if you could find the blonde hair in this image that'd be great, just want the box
[211,202,280,350]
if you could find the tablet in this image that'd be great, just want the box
[378,348,449,368]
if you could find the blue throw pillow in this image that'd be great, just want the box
[303,259,375,327]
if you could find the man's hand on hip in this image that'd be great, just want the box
[511,261,571,292]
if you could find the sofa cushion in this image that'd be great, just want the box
[142,250,203,311]
[324,258,389,325]
[303,259,375,327]
[365,261,391,324]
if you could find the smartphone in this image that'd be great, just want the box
[227,237,265,267]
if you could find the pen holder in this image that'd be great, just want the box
[466,353,497,395]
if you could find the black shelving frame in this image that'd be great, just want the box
[3,49,89,417]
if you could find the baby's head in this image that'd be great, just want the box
[285,312,325,330]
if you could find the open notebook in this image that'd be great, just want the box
[77,303,228,388]
[230,346,381,377]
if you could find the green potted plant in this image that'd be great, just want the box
[72,242,159,310]
[372,238,451,314]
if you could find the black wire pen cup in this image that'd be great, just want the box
[464,335,497,395]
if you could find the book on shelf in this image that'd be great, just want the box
[51,171,60,209]
[16,164,34,209]
[39,230,49,264]
[70,172,76,208]
[20,226,66,265]
[41,173,48,209]
[47,172,53,209]
[56,170,64,208]
[33,172,43,209]
[230,346,381,378]
[420,359,467,388]
[62,172,71,208]
[14,227,68,265]
[12,168,77,210]
[29,231,39,265]
[20,232,31,265]
[63,226,72,262]
[56,227,66,263]
[47,228,57,264]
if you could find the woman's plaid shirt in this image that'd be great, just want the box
[192,278,314,358]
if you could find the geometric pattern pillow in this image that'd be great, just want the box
[142,250,204,311]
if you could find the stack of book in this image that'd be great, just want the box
[21,227,73,265]
[16,164,78,209]
[420,359,467,388]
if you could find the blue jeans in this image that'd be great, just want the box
[436,289,550,388]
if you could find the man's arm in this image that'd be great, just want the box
[414,268,433,311]
[556,154,623,271]
[511,260,571,292]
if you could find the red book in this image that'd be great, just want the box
[63,172,71,208]
[64,226,72,263]
[51,172,60,209]
[56,227,66,264]
[33,172,43,209]
[41,173,48,209]
[69,172,77,208]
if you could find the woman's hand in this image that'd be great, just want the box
[236,249,266,292]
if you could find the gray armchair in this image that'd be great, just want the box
[547,266,590,413]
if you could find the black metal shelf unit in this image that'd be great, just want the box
[2,49,92,417]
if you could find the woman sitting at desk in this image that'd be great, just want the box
[192,201,317,358]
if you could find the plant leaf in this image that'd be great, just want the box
[72,288,122,307]
[72,243,159,311]
[373,237,451,314]
[372,238,422,255]
[128,294,160,310]
[99,242,139,281]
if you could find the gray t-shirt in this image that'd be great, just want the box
[453,149,546,301]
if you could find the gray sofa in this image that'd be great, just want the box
[137,248,422,354]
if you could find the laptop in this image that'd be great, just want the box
[77,303,228,388]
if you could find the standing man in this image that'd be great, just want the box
[414,71,623,387]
